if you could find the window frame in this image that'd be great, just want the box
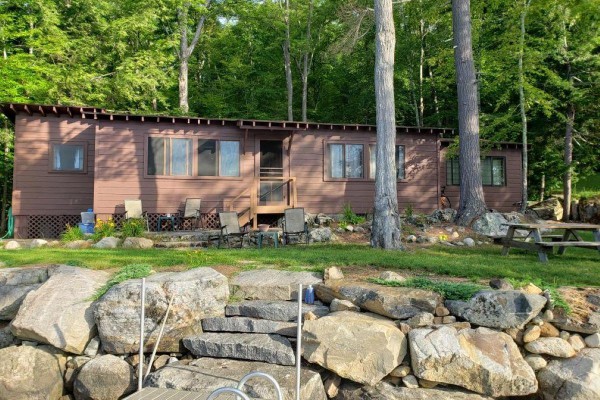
[48,141,88,174]
[147,136,194,177]
[446,156,507,187]
[369,144,406,181]
[198,139,241,178]
[144,134,242,180]
[324,141,366,181]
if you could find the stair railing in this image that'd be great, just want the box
[206,371,283,400]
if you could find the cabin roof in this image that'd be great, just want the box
[1,102,455,135]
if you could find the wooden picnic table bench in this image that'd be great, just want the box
[500,222,600,263]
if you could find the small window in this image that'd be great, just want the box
[369,145,405,180]
[446,156,505,186]
[329,143,364,178]
[198,139,240,177]
[51,143,85,172]
[148,137,192,176]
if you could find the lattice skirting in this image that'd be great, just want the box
[26,213,221,238]
[28,215,81,239]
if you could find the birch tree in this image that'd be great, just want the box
[371,0,402,249]
[178,0,212,113]
[452,0,487,226]
[283,0,293,121]
[518,0,531,213]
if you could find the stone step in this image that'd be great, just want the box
[226,300,330,322]
[183,333,295,366]
[230,269,323,300]
[153,241,205,248]
[201,317,297,337]
[145,358,327,400]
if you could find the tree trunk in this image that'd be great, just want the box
[563,104,574,222]
[429,67,441,126]
[418,13,425,126]
[301,0,313,122]
[518,0,531,213]
[371,0,402,250]
[177,0,211,113]
[0,121,9,233]
[452,0,487,226]
[284,0,294,121]
[540,174,545,202]
[179,58,189,113]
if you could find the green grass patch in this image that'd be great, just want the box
[93,263,152,300]
[1,242,599,287]
[370,276,486,301]
[508,277,572,314]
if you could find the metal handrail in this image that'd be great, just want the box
[236,372,283,400]
[206,388,251,400]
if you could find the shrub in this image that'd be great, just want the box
[341,203,365,226]
[61,224,85,242]
[371,276,485,301]
[121,218,146,238]
[404,204,414,218]
[93,263,152,300]
[92,218,116,241]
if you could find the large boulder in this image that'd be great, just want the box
[446,290,546,329]
[472,212,509,237]
[92,236,120,249]
[524,337,576,358]
[73,355,135,400]
[146,357,326,400]
[0,345,67,400]
[122,237,154,249]
[183,333,295,366]
[95,268,229,353]
[409,326,538,397]
[531,197,564,220]
[10,266,109,354]
[230,269,322,301]
[4,240,21,250]
[537,348,600,399]
[29,239,48,249]
[302,311,407,386]
[0,266,50,320]
[309,227,334,242]
[578,196,600,223]
[337,381,494,400]
[315,280,441,319]
[552,308,600,334]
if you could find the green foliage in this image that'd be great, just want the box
[93,263,152,300]
[508,277,571,314]
[60,224,85,242]
[370,276,485,301]
[92,218,116,242]
[121,218,145,238]
[341,203,365,226]
[404,204,414,218]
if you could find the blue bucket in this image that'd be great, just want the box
[78,223,95,235]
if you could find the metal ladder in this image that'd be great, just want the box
[206,371,283,400]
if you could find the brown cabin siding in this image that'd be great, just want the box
[12,115,95,237]
[439,147,522,212]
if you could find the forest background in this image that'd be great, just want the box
[0,0,599,231]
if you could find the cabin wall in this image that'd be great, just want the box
[92,121,256,221]
[291,130,440,215]
[439,146,522,212]
[11,115,95,238]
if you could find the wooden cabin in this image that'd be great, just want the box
[1,103,523,238]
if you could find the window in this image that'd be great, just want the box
[446,156,506,186]
[148,137,192,176]
[369,145,405,180]
[329,143,364,178]
[51,143,85,172]
[198,140,240,177]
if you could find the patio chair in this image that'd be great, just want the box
[283,207,309,245]
[124,199,150,231]
[178,198,202,230]
[217,211,250,248]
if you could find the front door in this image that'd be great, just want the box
[259,140,284,203]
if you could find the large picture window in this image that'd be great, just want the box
[51,143,85,172]
[446,156,506,186]
[329,143,364,178]
[369,145,405,180]
[198,140,240,177]
[147,137,192,176]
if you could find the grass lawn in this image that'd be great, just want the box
[1,242,598,288]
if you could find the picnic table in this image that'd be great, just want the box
[500,222,600,263]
